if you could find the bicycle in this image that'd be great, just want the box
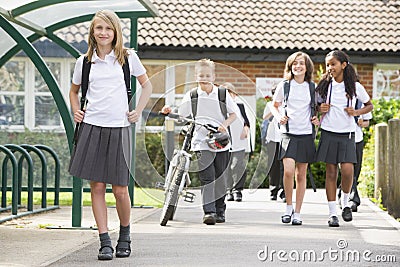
[156,112,222,226]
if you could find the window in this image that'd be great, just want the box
[374,64,400,99]
[0,60,25,127]
[1,57,73,131]
[34,61,62,127]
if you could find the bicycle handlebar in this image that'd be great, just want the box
[159,112,219,132]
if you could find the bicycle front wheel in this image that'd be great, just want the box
[160,156,187,226]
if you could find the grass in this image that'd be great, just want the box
[3,187,164,208]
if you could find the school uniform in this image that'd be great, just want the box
[178,85,238,215]
[350,110,372,206]
[227,100,249,196]
[263,102,283,198]
[273,80,316,163]
[316,81,370,164]
[69,50,146,186]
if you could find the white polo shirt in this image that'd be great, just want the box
[178,85,238,152]
[263,102,281,143]
[318,81,370,133]
[273,80,313,135]
[72,49,146,127]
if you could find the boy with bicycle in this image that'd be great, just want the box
[161,59,238,225]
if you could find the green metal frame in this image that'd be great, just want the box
[128,18,138,205]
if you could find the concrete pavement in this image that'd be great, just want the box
[1,189,400,266]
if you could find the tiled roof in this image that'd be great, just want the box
[55,0,400,53]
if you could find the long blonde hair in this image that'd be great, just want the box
[86,10,128,65]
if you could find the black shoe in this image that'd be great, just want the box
[328,216,340,227]
[292,218,302,225]
[270,195,277,201]
[98,245,114,260]
[342,207,353,222]
[216,213,225,223]
[281,211,293,224]
[115,240,131,258]
[226,193,234,201]
[203,213,216,225]
[350,202,358,212]
[235,191,242,202]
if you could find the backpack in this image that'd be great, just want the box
[190,86,228,120]
[282,80,316,135]
[80,55,131,110]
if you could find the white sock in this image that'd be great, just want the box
[285,204,293,215]
[341,192,350,208]
[328,201,337,217]
[293,212,301,221]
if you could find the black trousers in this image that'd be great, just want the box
[351,140,364,205]
[196,150,230,215]
[266,141,283,197]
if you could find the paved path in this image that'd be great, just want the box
[43,189,400,267]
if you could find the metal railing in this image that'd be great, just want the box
[0,144,60,223]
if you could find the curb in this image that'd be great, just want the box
[365,198,400,230]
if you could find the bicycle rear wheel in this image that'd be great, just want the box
[160,156,187,226]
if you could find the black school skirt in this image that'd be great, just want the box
[279,133,316,163]
[69,122,132,186]
[316,129,357,164]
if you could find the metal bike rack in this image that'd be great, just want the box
[0,144,60,224]
[3,144,34,212]
[35,145,60,206]
[0,145,18,215]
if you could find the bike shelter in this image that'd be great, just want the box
[0,1,158,226]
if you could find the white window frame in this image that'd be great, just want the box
[1,56,75,132]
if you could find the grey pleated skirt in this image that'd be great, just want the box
[316,129,356,164]
[69,122,132,186]
[279,133,316,163]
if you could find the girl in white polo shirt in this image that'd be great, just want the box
[316,50,373,227]
[271,52,319,226]
[69,10,152,260]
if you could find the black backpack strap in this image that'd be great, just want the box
[309,82,316,117]
[283,80,290,132]
[190,88,198,119]
[122,55,132,104]
[80,56,91,110]
[237,103,250,127]
[74,56,91,144]
[218,86,228,120]
[354,99,362,123]
[309,82,316,138]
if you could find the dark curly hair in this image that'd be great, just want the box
[316,50,357,102]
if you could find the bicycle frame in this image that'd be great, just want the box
[159,113,218,226]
